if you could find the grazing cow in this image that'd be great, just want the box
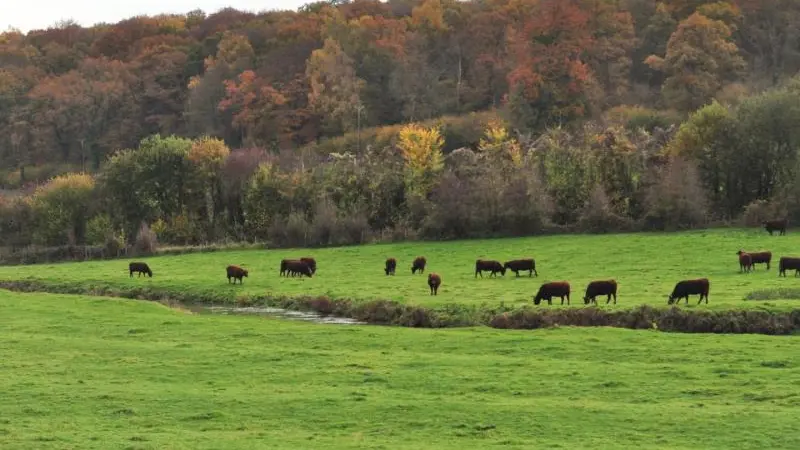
[411,256,427,274]
[280,259,295,277]
[129,262,152,278]
[503,259,537,277]
[763,219,788,236]
[475,259,505,278]
[738,250,772,270]
[583,280,618,305]
[300,257,317,274]
[226,265,248,284]
[286,260,313,278]
[667,278,709,305]
[385,258,397,275]
[778,257,800,277]
[428,273,441,295]
[737,251,753,273]
[533,281,570,305]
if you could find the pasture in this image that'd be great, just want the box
[1,290,799,449]
[1,229,800,310]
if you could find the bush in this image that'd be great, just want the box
[85,214,114,246]
[740,199,785,227]
[606,105,683,133]
[643,158,709,230]
[29,173,96,246]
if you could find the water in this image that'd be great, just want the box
[187,304,365,325]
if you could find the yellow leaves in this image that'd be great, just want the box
[411,0,449,32]
[36,173,95,196]
[188,136,230,176]
[398,123,444,174]
[478,120,524,167]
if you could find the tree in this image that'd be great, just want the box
[306,38,366,135]
[646,12,746,112]
[218,70,286,147]
[397,123,445,199]
[737,0,800,85]
[580,0,636,105]
[29,173,96,245]
[187,136,231,229]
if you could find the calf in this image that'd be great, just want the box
[475,259,505,278]
[300,257,317,274]
[504,259,537,277]
[737,251,753,273]
[411,256,427,274]
[778,257,800,277]
[533,281,570,305]
[738,250,772,270]
[428,273,442,295]
[226,265,248,284]
[667,278,709,305]
[385,258,397,275]
[763,219,788,236]
[583,280,617,305]
[129,262,152,278]
[286,260,313,278]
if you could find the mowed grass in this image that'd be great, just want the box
[1,290,800,449]
[3,229,800,310]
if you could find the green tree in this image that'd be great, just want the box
[306,38,366,135]
[30,173,96,245]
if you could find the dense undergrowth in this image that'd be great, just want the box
[2,279,798,335]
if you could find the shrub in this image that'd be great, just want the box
[643,158,709,230]
[29,173,96,246]
[606,105,683,133]
[740,199,785,227]
[85,214,114,246]
[134,222,158,254]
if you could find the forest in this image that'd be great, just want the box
[1,0,799,255]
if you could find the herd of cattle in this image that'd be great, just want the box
[124,219,795,306]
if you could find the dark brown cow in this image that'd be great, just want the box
[778,257,800,277]
[533,281,570,305]
[411,256,427,274]
[475,259,505,278]
[226,265,248,284]
[300,257,317,274]
[428,273,441,295]
[583,280,617,305]
[738,250,772,270]
[763,219,788,236]
[504,259,537,277]
[280,259,297,277]
[129,262,152,278]
[737,251,753,273]
[286,260,313,278]
[667,278,709,305]
[385,258,397,275]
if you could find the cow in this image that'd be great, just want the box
[286,260,313,278]
[778,257,800,277]
[738,250,772,270]
[428,273,442,295]
[667,278,709,305]
[226,265,248,284]
[533,281,570,305]
[411,256,427,274]
[583,280,617,305]
[503,259,537,277]
[763,219,788,236]
[737,251,753,273]
[129,262,152,278]
[385,258,397,275]
[300,257,317,274]
[280,259,296,277]
[475,259,505,278]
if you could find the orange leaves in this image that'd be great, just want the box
[218,70,286,141]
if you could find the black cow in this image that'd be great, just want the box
[763,219,788,236]
[411,256,427,274]
[475,259,505,278]
[286,260,313,278]
[129,262,152,278]
[280,259,297,277]
[533,281,570,305]
[667,278,709,305]
[385,258,397,275]
[504,259,537,277]
[300,257,317,274]
[738,250,772,270]
[428,273,442,295]
[583,280,617,305]
[226,265,248,284]
[778,257,800,277]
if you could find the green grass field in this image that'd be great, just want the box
[1,229,800,310]
[2,290,799,449]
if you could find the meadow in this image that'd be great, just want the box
[1,289,799,449]
[2,229,800,312]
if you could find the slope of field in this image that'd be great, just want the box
[1,290,799,449]
[1,229,799,310]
